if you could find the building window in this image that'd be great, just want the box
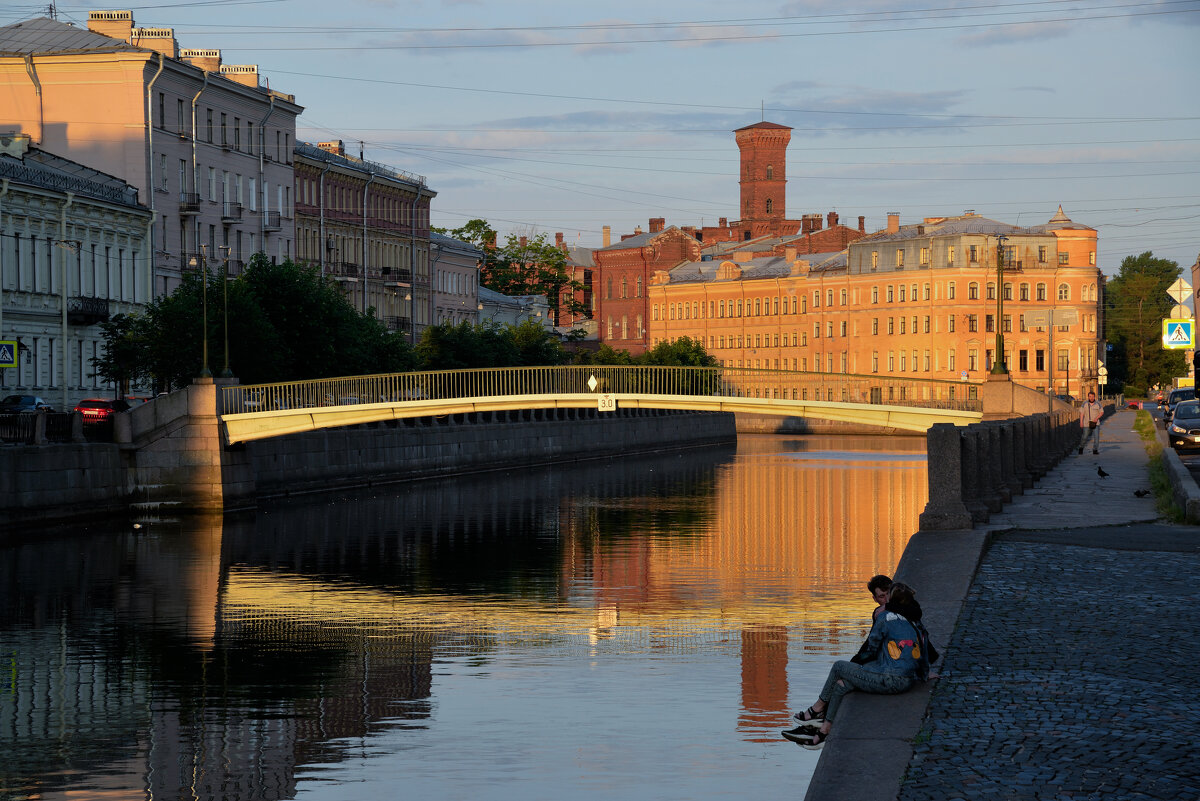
[1058,252,1069,265]
[1058,283,1070,301]
[1003,315,1012,333]
[766,165,774,179]
[919,247,930,265]
[1058,350,1069,371]
[969,245,978,262]
[899,318,906,334]
[827,290,834,307]
[1019,314,1027,332]
[968,282,979,300]
[840,289,847,306]
[887,286,894,303]
[871,251,879,270]
[968,350,978,371]
[986,315,995,333]
[606,277,613,299]
[1089,251,1096,265]
[923,283,930,300]
[1019,350,1028,371]
[924,316,931,333]
[221,113,227,145]
[1038,245,1047,263]
[620,276,627,298]
[968,315,978,332]
[177,98,185,133]
[840,321,847,337]
[947,246,955,264]
[1036,350,1045,371]
[899,285,906,302]
[987,282,996,300]
[948,282,956,300]
[1019,283,1029,301]
[636,276,642,297]
[765,198,773,214]
[888,318,894,334]
[1003,283,1012,300]
[872,353,879,373]
[872,318,879,335]
[896,249,905,267]
[871,287,879,303]
[1037,282,1047,301]
[234,117,241,150]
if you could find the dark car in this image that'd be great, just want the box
[1163,388,1196,428]
[1168,400,1200,450]
[73,398,131,424]
[0,394,54,413]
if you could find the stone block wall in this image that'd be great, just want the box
[0,442,128,528]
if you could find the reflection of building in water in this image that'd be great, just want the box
[740,626,790,737]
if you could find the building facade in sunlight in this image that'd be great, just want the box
[293,140,436,339]
[647,208,1103,396]
[0,11,302,296]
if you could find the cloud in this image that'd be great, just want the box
[956,21,1071,47]
[766,84,973,134]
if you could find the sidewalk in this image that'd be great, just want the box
[803,409,1200,801]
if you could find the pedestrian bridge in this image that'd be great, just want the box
[218,366,983,445]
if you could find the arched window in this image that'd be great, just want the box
[968,282,979,300]
[766,165,774,179]
[765,198,773,214]
[636,276,642,297]
[987,282,996,300]
[1037,282,1047,301]
[606,277,613,299]
[1058,283,1070,301]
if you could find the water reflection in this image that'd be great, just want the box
[0,434,926,800]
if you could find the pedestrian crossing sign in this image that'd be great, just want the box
[0,340,16,369]
[1162,319,1194,350]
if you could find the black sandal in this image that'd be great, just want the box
[781,727,828,749]
[793,705,825,723]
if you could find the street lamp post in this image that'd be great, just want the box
[990,233,1009,376]
[188,246,212,379]
[219,245,232,378]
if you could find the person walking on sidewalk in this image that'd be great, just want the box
[1079,390,1104,454]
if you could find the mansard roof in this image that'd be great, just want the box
[734,121,793,132]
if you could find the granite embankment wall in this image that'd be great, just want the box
[1,382,735,528]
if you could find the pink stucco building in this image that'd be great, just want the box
[0,11,302,294]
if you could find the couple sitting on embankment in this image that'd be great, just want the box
[783,575,939,749]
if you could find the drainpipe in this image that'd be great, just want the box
[318,162,331,277]
[0,179,8,348]
[59,193,74,411]
[145,53,165,295]
[362,172,376,314]
[257,96,275,256]
[190,71,209,260]
[22,56,43,145]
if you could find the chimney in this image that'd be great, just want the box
[180,49,221,73]
[602,225,611,247]
[88,10,133,42]
[827,211,839,228]
[318,140,345,157]
[634,225,643,235]
[220,64,261,88]
[785,246,797,262]
[649,217,665,234]
[858,216,865,232]
[519,236,528,248]
[486,232,497,249]
[887,213,900,233]
[130,26,178,58]
[555,232,565,250]
[718,217,727,228]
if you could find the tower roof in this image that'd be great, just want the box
[734,121,792,133]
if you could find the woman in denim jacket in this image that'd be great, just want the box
[784,582,935,749]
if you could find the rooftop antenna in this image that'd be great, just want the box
[46,2,57,19]
[359,140,364,160]
[761,100,765,121]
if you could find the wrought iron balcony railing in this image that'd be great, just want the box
[221,202,243,223]
[179,192,201,215]
[262,210,281,231]
[66,296,110,325]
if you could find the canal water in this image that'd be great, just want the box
[0,433,927,801]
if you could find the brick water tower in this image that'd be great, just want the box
[735,121,792,240]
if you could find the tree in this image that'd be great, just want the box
[94,255,415,390]
[640,337,720,368]
[1105,251,1186,394]
[434,219,589,326]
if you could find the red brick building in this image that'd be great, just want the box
[593,222,703,353]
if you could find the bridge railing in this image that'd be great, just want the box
[220,367,982,415]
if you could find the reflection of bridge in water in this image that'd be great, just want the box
[219,365,983,444]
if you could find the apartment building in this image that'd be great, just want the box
[0,12,302,295]
[647,210,1104,397]
[0,133,151,409]
[293,141,436,339]
[430,232,482,327]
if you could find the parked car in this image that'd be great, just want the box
[0,394,54,413]
[1168,400,1200,450]
[1163,388,1196,428]
[73,398,131,424]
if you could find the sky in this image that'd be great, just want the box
[5,0,1200,276]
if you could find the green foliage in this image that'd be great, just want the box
[415,319,566,370]
[93,255,415,390]
[1105,252,1186,392]
[572,344,637,366]
[640,337,720,368]
[435,219,588,324]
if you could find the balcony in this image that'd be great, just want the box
[225,258,245,276]
[67,296,110,326]
[382,267,412,284]
[179,192,201,215]
[262,210,281,231]
[384,316,411,333]
[180,252,204,272]
[221,202,243,223]
[328,261,360,279]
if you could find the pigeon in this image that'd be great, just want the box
[1097,466,1110,478]
[1134,489,1150,497]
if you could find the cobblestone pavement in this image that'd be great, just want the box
[898,530,1200,800]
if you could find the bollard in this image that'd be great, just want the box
[995,421,1022,499]
[961,425,989,523]
[918,423,973,531]
[1012,417,1034,490]
[979,424,1005,511]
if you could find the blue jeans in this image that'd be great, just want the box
[819,660,914,721]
